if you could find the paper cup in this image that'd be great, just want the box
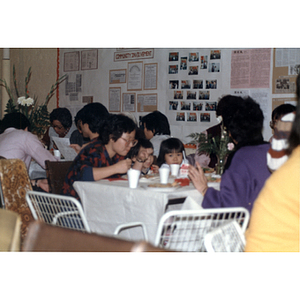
[127,168,141,188]
[159,167,170,184]
[170,164,180,177]
[54,150,61,159]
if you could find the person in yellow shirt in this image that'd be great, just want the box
[245,74,300,252]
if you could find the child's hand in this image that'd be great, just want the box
[151,164,159,173]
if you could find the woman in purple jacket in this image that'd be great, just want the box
[188,96,271,214]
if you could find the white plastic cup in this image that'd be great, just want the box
[159,167,170,184]
[53,150,61,159]
[170,164,180,177]
[127,168,141,188]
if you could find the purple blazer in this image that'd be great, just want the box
[202,143,271,213]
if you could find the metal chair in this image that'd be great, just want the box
[115,207,249,252]
[153,208,249,252]
[25,190,91,233]
[204,220,246,252]
[114,222,149,241]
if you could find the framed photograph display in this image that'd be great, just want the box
[81,49,98,70]
[109,87,121,112]
[144,63,157,90]
[127,61,143,91]
[64,51,80,72]
[137,93,157,112]
[110,69,126,84]
[122,93,136,112]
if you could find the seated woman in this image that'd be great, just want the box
[0,112,58,192]
[188,96,271,214]
[42,107,77,150]
[61,114,150,201]
[126,138,154,175]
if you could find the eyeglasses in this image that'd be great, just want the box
[120,137,138,147]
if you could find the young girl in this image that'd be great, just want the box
[156,137,186,168]
[127,138,154,175]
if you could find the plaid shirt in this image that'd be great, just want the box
[61,138,125,201]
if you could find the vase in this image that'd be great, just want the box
[215,155,225,175]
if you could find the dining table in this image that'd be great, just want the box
[73,175,220,244]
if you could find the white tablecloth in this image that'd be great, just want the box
[73,178,220,244]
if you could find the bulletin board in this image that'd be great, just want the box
[272,48,299,95]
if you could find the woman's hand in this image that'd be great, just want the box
[69,144,83,154]
[188,161,208,195]
[37,179,50,193]
[115,158,132,174]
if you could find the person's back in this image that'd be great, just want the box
[0,113,57,169]
[245,145,300,251]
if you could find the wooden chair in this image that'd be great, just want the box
[22,221,170,252]
[45,160,73,194]
[0,159,34,245]
[0,208,21,251]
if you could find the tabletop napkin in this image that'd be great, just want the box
[181,196,203,210]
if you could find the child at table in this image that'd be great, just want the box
[155,137,187,169]
[126,138,155,175]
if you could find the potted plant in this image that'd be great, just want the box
[0,65,67,138]
[187,123,235,175]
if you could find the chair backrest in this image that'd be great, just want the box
[154,207,249,252]
[204,220,246,252]
[22,221,170,252]
[26,190,91,232]
[0,159,34,243]
[45,160,73,194]
[0,208,21,251]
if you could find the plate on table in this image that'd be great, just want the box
[142,182,180,192]
[139,173,160,182]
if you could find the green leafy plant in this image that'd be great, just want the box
[0,65,67,137]
[187,124,235,174]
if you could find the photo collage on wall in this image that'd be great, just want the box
[168,50,221,123]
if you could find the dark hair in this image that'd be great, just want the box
[156,137,185,167]
[126,138,153,159]
[50,107,72,129]
[100,114,137,145]
[271,104,296,121]
[216,95,243,117]
[79,103,109,133]
[287,73,300,154]
[0,112,31,133]
[140,111,171,136]
[223,96,264,147]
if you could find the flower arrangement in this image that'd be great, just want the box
[0,65,67,137]
[187,122,235,174]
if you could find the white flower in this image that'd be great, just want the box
[17,96,34,106]
[227,143,234,151]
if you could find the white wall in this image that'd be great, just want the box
[58,48,282,142]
